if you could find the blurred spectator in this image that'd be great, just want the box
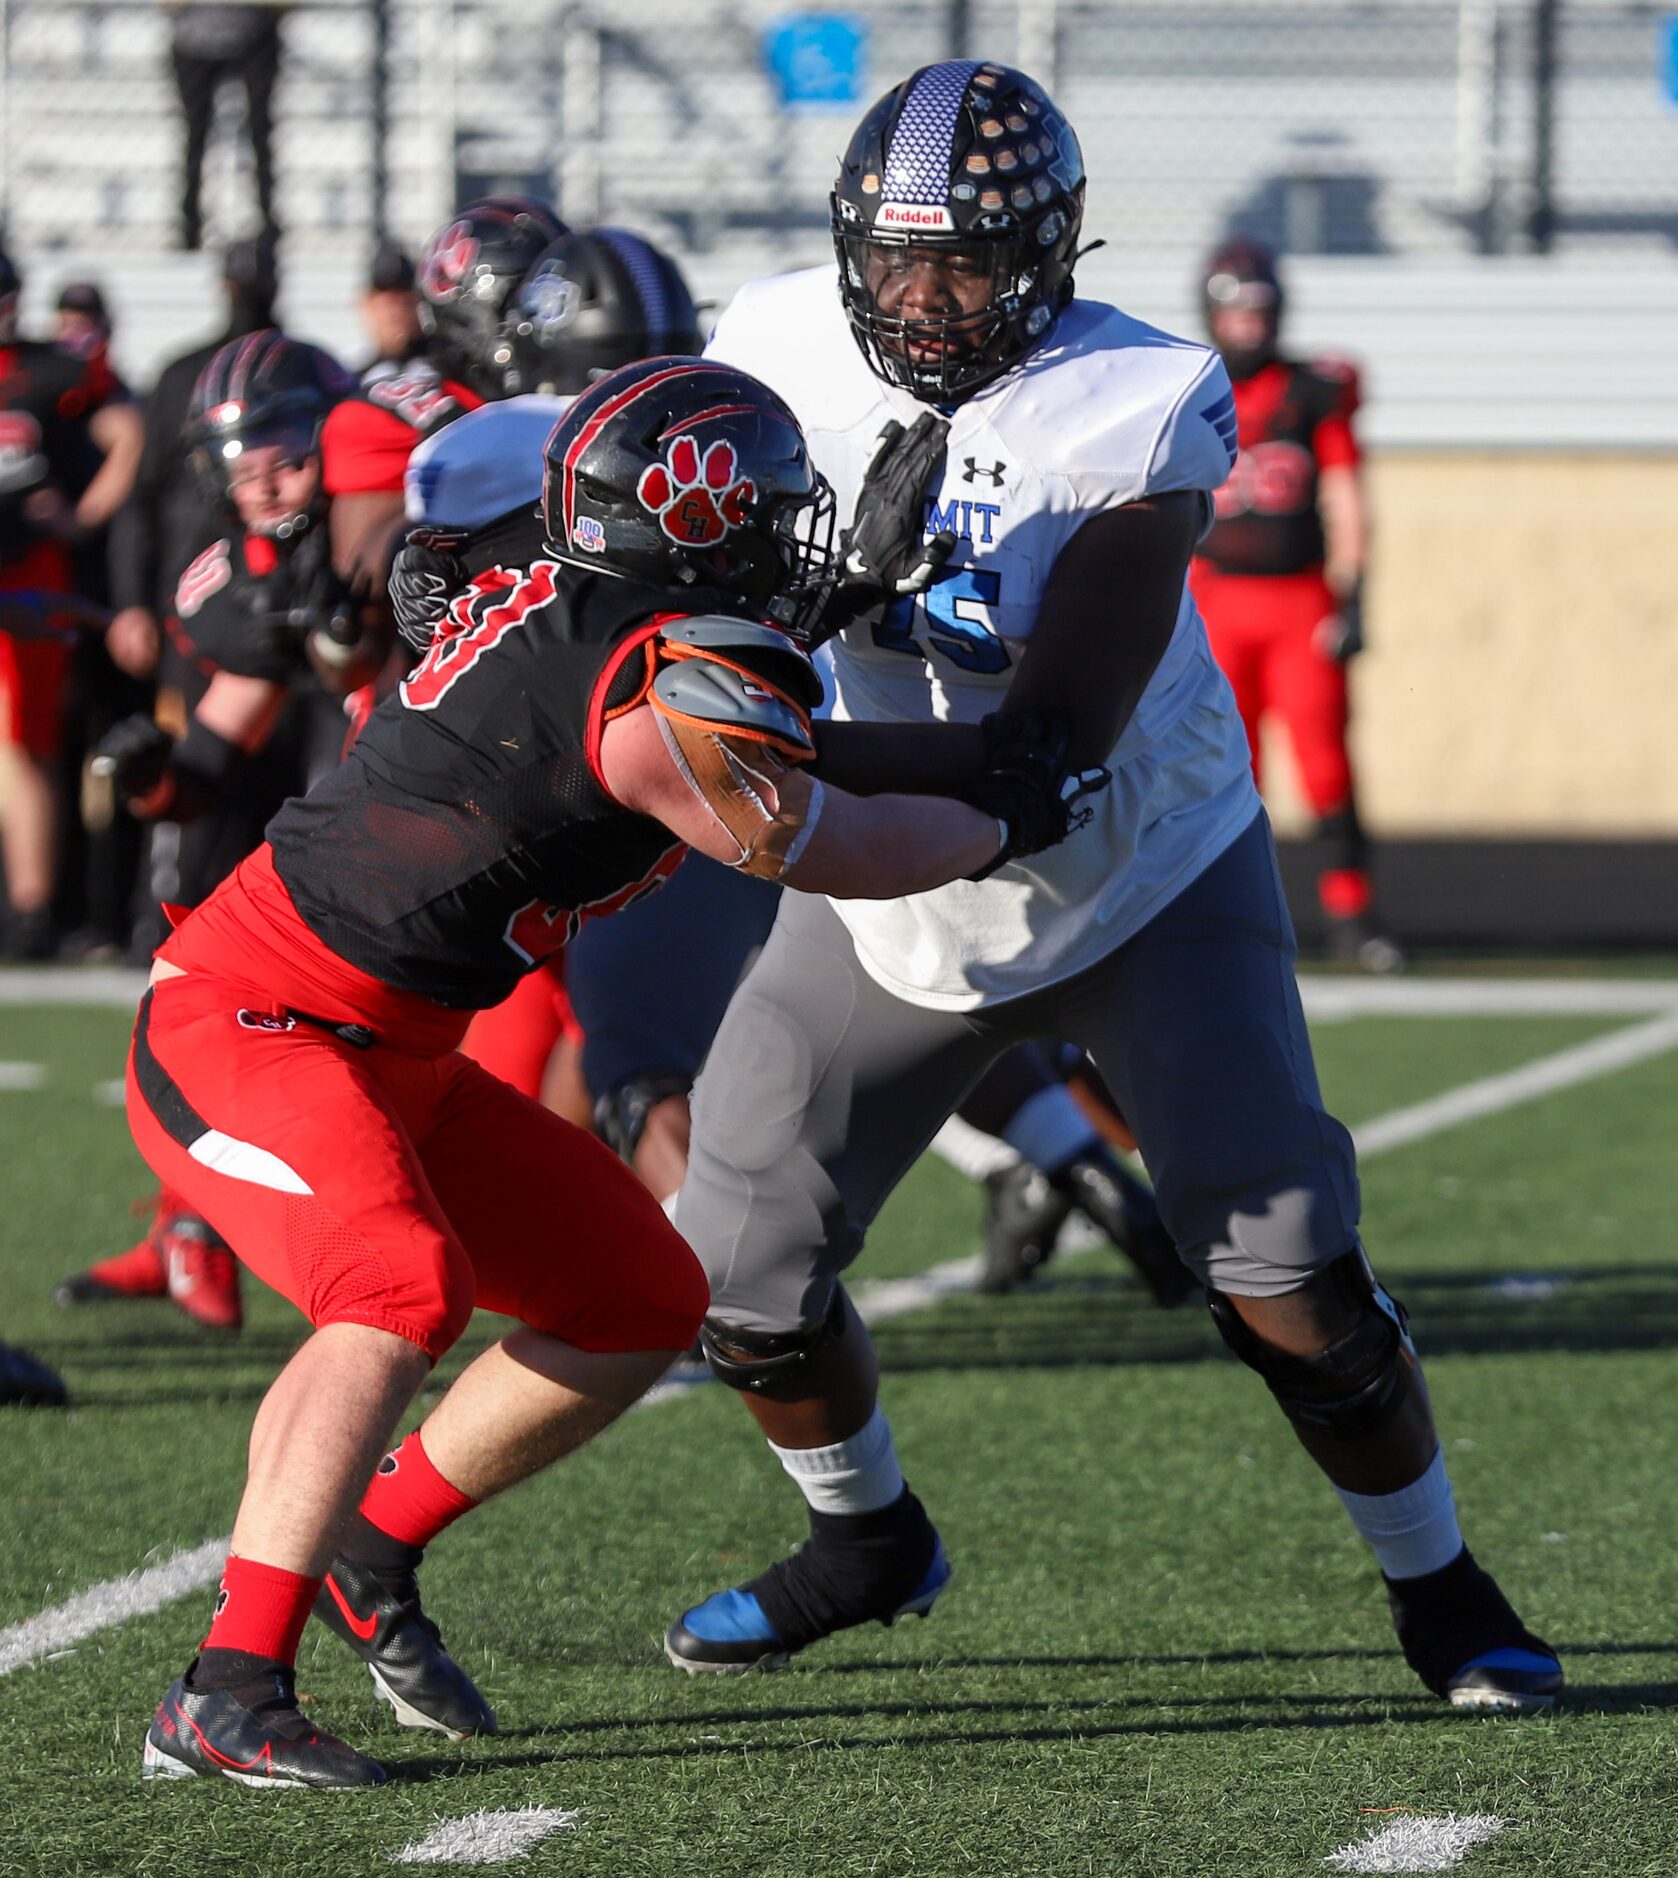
[168,2,285,250]
[357,243,424,380]
[0,248,135,959]
[47,281,148,960]
[1190,236,1401,973]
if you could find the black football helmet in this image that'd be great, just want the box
[831,59,1085,401]
[1203,236,1284,380]
[502,227,704,396]
[416,196,569,397]
[540,357,836,636]
[187,331,351,530]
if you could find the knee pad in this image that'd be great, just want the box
[701,1290,845,1399]
[1208,1251,1415,1442]
[594,1072,692,1162]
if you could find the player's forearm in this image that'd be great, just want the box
[810,719,985,797]
[1319,466,1367,598]
[780,788,999,899]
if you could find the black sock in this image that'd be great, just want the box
[749,1486,938,1653]
[338,1510,424,1578]
[184,1647,290,1699]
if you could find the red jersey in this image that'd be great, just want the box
[1196,356,1360,578]
[320,361,482,497]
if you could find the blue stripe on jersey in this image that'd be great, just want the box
[1200,394,1239,469]
[596,226,674,350]
[884,61,981,204]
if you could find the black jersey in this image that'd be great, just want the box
[164,522,347,709]
[0,339,117,558]
[268,561,746,1009]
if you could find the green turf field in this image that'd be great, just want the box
[1,979,1676,1877]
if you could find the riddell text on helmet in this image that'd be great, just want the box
[876,203,956,232]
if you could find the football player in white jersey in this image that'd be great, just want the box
[663,60,1561,1714]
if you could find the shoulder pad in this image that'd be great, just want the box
[657,614,824,712]
[1298,355,1361,418]
[650,656,815,760]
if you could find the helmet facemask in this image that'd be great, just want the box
[835,220,1074,401]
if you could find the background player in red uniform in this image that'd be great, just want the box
[0,246,133,957]
[1190,237,1401,972]
[129,359,1101,1790]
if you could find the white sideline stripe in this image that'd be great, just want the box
[0,965,147,1005]
[187,1127,314,1195]
[1300,978,1678,1019]
[4,1006,1673,1679]
[1326,1814,1507,1872]
[93,1078,127,1106]
[2,964,1676,1018]
[1352,1007,1678,1159]
[390,1806,580,1865]
[0,1061,46,1090]
[0,1539,230,1676]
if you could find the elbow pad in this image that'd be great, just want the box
[645,618,822,879]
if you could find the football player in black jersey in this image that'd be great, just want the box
[128,356,1105,1790]
[56,333,372,1331]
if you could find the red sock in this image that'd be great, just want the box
[357,1430,478,1551]
[200,1555,321,1667]
[1319,867,1374,920]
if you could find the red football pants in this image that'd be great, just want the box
[460,960,580,1102]
[126,973,708,1361]
[0,540,74,760]
[1192,565,1353,816]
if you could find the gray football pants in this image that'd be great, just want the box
[676,811,1361,1334]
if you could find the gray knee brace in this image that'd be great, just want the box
[1207,1251,1416,1441]
[700,1290,846,1400]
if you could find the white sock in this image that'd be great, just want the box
[1001,1084,1099,1176]
[768,1406,905,1517]
[1334,1445,1463,1581]
[928,1114,1017,1182]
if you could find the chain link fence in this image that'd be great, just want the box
[1,1,1674,271]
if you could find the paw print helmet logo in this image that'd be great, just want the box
[542,357,838,637]
[636,435,757,547]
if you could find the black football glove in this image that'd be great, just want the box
[1316,582,1365,663]
[800,414,957,648]
[963,711,1112,882]
[92,714,173,804]
[390,531,470,652]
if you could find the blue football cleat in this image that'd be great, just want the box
[1386,1547,1562,1714]
[1446,1645,1564,1714]
[665,1537,952,1675]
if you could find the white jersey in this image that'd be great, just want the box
[404,394,571,532]
[706,264,1261,1011]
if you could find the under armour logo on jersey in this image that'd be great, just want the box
[376,1451,400,1476]
[636,435,756,548]
[962,458,1005,486]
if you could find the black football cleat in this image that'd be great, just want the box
[974,1162,1074,1294]
[1054,1150,1199,1308]
[0,1340,67,1407]
[315,1556,497,1740]
[1386,1547,1563,1714]
[142,1670,388,1789]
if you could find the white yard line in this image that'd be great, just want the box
[390,1806,580,1865]
[0,1062,45,1091]
[0,966,147,1006]
[0,1538,230,1676]
[1352,1007,1678,1159]
[1326,1814,1508,1873]
[6,997,1678,1677]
